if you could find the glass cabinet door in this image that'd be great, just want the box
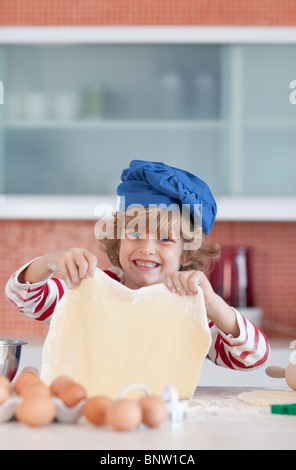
[0,48,5,193]
[241,45,296,196]
[1,44,224,196]
[0,43,295,197]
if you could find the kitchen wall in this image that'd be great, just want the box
[0,0,295,26]
[0,1,295,342]
[1,219,296,341]
[0,219,112,340]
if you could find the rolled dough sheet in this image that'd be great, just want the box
[237,390,296,406]
[40,269,211,399]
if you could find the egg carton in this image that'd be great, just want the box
[0,394,86,424]
[0,384,188,425]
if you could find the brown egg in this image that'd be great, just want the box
[14,372,40,395]
[106,399,142,431]
[138,395,168,427]
[285,363,296,390]
[0,376,12,392]
[57,382,87,407]
[0,384,12,405]
[50,375,74,396]
[21,380,51,399]
[21,366,39,376]
[83,396,113,425]
[16,396,57,427]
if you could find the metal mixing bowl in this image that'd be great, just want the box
[0,339,27,382]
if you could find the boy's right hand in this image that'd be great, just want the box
[45,248,98,289]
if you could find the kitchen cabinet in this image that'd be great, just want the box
[237,45,296,196]
[0,29,295,200]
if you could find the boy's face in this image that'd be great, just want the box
[118,226,184,290]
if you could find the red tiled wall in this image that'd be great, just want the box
[209,221,296,340]
[0,0,296,26]
[0,219,112,340]
[1,219,295,341]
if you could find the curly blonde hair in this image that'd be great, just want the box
[98,207,220,273]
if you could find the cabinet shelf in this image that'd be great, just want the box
[5,119,296,130]
[244,119,296,129]
[4,119,223,130]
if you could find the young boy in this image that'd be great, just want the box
[5,160,269,371]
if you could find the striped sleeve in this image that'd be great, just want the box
[5,258,66,324]
[5,262,122,324]
[207,309,270,370]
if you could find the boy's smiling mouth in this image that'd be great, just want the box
[133,259,160,269]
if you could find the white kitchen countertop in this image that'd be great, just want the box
[0,340,294,450]
[1,386,295,451]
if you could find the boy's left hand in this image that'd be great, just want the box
[165,270,215,305]
[165,270,240,337]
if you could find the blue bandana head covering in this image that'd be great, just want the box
[117,160,217,234]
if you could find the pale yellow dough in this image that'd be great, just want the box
[237,390,296,406]
[40,269,211,399]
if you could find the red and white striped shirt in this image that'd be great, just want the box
[5,259,270,371]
